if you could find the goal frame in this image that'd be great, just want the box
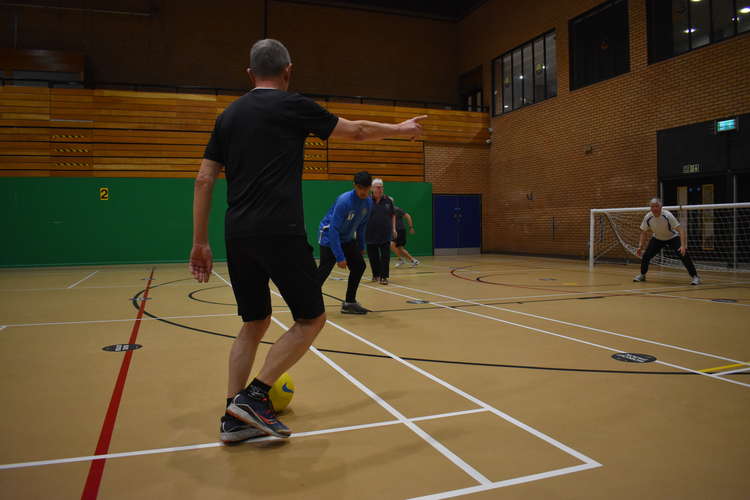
[588,202,750,271]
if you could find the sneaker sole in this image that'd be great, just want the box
[227,403,291,438]
[341,309,367,314]
[220,426,268,443]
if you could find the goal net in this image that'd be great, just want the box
[589,203,750,272]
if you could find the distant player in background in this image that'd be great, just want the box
[634,198,700,285]
[316,171,373,314]
[392,204,420,268]
[365,178,396,285]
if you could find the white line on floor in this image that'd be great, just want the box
[66,271,99,289]
[356,281,750,389]
[390,282,750,368]
[407,463,601,500]
[269,317,492,485]
[0,409,489,471]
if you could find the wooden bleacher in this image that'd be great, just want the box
[0,86,489,181]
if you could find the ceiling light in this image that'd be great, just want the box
[740,7,750,14]
[683,27,697,33]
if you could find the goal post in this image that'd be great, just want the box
[589,202,750,272]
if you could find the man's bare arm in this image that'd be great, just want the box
[676,225,687,255]
[330,115,427,142]
[190,159,222,282]
[637,230,649,257]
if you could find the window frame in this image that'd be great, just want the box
[491,29,557,117]
[647,0,749,64]
[569,0,631,91]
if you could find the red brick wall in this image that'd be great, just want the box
[458,0,750,257]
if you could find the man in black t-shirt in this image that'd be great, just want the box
[189,39,428,443]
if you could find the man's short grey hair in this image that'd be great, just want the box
[649,197,663,205]
[372,178,384,187]
[250,39,291,77]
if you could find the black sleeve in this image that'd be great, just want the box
[290,94,339,140]
[203,114,225,164]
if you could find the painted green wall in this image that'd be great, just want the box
[1,177,432,267]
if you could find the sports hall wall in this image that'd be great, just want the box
[0,0,458,106]
[0,178,432,267]
[457,0,750,258]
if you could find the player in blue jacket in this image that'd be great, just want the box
[317,171,373,314]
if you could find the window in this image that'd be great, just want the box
[569,0,630,90]
[648,0,750,63]
[491,31,557,116]
[459,66,484,112]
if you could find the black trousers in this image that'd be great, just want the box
[641,236,698,277]
[367,242,391,279]
[317,240,366,303]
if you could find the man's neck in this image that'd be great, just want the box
[253,79,285,91]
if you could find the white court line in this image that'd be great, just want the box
[0,281,205,292]
[716,367,750,377]
[0,409,488,471]
[213,269,599,488]
[304,338,491,485]
[214,269,491,484]
[425,282,750,306]
[389,282,750,367]
[407,463,601,500]
[321,317,601,466]
[66,271,98,289]
[353,280,750,389]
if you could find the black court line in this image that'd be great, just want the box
[129,278,748,377]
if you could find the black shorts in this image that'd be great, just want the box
[394,229,407,247]
[226,235,324,322]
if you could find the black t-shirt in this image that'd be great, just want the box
[394,206,406,231]
[203,89,339,238]
[365,195,395,244]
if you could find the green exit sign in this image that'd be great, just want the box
[716,118,737,133]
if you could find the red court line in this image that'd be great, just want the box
[81,268,154,500]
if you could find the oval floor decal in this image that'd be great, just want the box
[612,352,656,363]
[103,344,142,352]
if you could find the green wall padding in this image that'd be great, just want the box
[1,177,432,267]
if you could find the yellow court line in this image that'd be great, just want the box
[699,362,750,373]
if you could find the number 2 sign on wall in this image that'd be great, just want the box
[99,187,109,201]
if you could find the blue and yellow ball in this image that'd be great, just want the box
[268,372,295,412]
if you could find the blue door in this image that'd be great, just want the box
[433,194,481,255]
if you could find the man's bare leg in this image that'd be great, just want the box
[227,316,271,398]
[399,246,416,262]
[255,313,326,385]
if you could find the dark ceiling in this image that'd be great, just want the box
[275,0,491,21]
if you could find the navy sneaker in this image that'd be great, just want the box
[341,302,368,314]
[220,413,267,443]
[227,388,291,438]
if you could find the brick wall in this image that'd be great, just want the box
[425,143,491,249]
[458,0,750,257]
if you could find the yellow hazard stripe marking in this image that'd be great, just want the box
[699,362,750,373]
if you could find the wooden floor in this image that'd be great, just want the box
[1,255,749,499]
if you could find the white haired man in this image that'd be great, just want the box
[365,178,395,285]
[634,198,700,285]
